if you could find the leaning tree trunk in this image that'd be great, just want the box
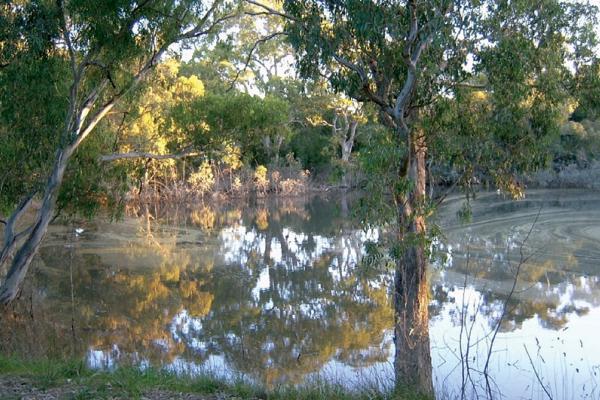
[0,149,72,305]
[0,0,230,306]
[393,134,433,395]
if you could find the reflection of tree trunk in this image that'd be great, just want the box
[263,228,272,266]
[393,134,433,395]
[340,192,349,218]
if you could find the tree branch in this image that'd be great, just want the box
[178,3,239,40]
[244,0,299,22]
[58,0,77,77]
[99,150,202,162]
[333,55,367,82]
[227,31,287,92]
[84,61,118,89]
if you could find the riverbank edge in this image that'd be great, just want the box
[0,356,431,400]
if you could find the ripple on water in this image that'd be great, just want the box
[5,189,600,400]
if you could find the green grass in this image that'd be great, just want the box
[0,356,432,400]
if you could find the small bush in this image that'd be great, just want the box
[187,161,215,196]
[254,165,269,194]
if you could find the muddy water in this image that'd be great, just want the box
[2,190,600,400]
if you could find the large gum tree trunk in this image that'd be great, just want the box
[393,135,433,395]
[0,149,71,304]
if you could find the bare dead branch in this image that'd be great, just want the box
[100,150,202,162]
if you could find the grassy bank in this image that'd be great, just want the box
[0,356,430,400]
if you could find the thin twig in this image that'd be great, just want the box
[244,0,299,22]
[459,246,471,400]
[524,344,553,400]
[483,205,543,397]
[226,31,287,92]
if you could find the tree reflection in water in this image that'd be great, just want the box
[2,191,600,398]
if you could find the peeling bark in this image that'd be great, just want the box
[393,134,433,395]
[332,111,359,188]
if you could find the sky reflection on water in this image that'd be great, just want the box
[3,190,600,399]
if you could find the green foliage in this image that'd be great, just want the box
[288,126,334,171]
[189,92,290,164]
[254,164,269,192]
[0,53,69,213]
[283,0,599,196]
[188,160,215,196]
[2,0,598,225]
[356,126,404,227]
[0,0,236,218]
[573,61,600,120]
[57,128,129,220]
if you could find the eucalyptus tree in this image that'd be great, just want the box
[0,0,238,304]
[266,0,600,394]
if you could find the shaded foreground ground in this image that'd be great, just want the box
[0,376,230,399]
[0,357,429,400]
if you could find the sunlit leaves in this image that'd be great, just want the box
[0,0,234,218]
[188,92,290,163]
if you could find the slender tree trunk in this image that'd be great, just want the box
[393,134,433,395]
[336,115,357,189]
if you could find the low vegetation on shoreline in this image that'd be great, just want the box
[0,357,431,400]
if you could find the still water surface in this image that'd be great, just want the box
[3,190,600,400]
